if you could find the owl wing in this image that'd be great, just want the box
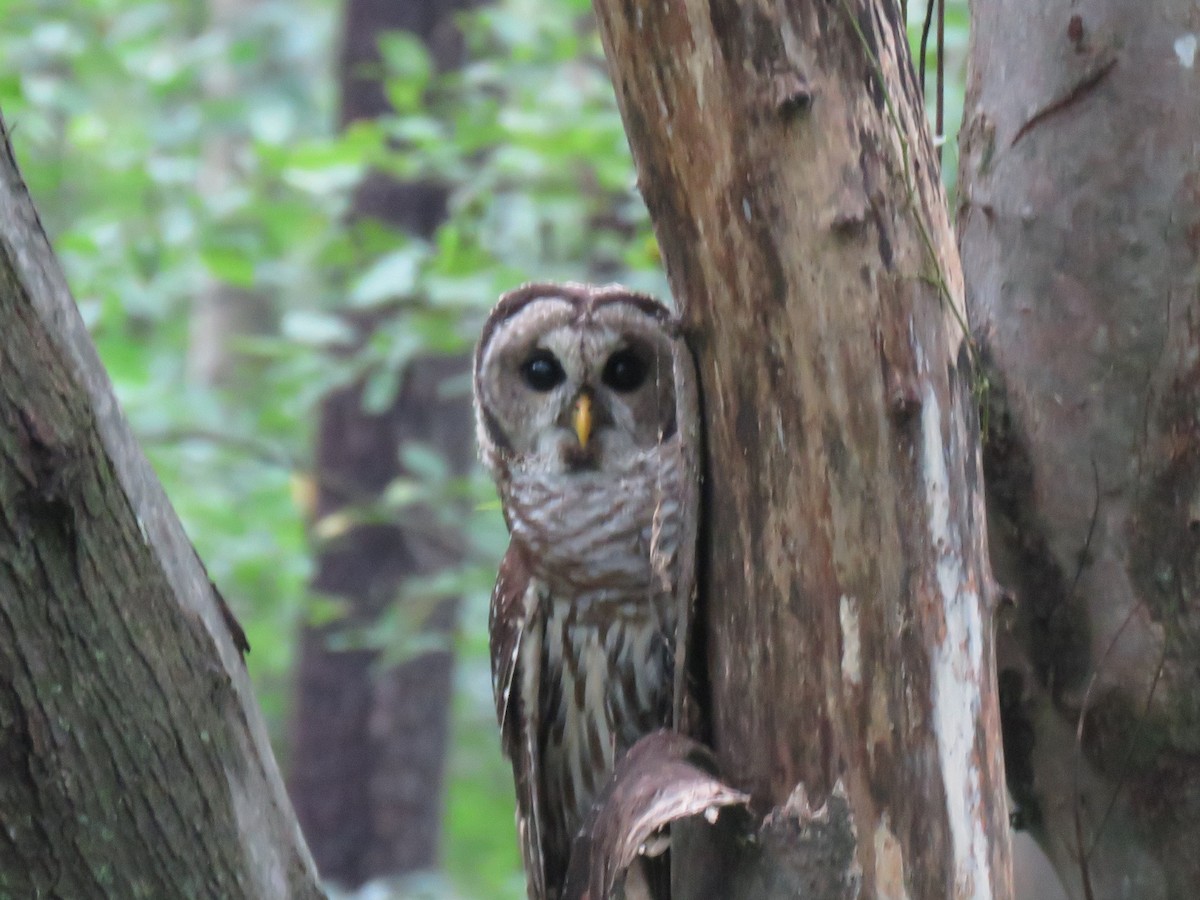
[490,540,549,900]
[668,325,702,731]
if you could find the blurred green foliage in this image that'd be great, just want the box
[906,0,970,194]
[0,0,966,896]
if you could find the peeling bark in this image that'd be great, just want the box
[958,1,1200,897]
[592,1,1011,897]
[0,114,320,898]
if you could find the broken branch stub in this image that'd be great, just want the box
[670,781,861,900]
[561,731,748,900]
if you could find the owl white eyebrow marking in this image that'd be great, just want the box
[478,283,583,358]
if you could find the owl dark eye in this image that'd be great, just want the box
[602,348,648,393]
[520,350,566,392]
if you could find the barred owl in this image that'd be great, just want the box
[473,282,699,900]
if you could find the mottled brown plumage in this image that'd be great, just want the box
[474,283,699,900]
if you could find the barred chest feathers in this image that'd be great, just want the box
[505,442,683,601]
[513,444,682,847]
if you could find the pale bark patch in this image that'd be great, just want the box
[1174,33,1196,68]
[839,594,863,687]
[922,383,991,900]
[874,815,911,900]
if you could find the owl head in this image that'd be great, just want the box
[474,282,682,479]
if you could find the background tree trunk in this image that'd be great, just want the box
[593,0,1011,896]
[285,0,476,885]
[188,0,274,389]
[958,1,1200,897]
[0,114,320,898]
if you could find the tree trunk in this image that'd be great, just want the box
[958,2,1200,897]
[592,1,1011,897]
[285,0,475,885]
[188,0,274,388]
[0,114,321,898]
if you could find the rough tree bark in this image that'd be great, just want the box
[592,0,1012,897]
[0,116,321,897]
[958,2,1200,897]
[285,0,476,885]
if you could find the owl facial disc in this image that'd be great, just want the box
[474,282,679,479]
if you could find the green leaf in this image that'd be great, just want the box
[362,365,402,413]
[305,594,347,627]
[280,310,356,348]
[378,31,432,112]
[349,244,427,307]
[200,245,256,287]
[400,443,449,482]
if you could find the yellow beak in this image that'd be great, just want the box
[573,392,593,449]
